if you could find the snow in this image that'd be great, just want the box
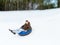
[0,8,60,45]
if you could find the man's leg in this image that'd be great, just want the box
[9,28,24,35]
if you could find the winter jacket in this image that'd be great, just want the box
[21,22,32,30]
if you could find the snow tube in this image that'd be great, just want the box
[18,29,32,36]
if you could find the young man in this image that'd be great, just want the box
[9,20,32,36]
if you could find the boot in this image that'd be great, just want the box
[9,29,16,35]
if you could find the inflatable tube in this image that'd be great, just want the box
[18,29,32,36]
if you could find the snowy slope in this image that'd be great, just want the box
[0,8,60,45]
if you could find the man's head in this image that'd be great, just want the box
[26,20,28,22]
[25,20,29,24]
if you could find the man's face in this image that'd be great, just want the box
[25,22,28,24]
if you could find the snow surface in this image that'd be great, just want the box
[0,8,60,45]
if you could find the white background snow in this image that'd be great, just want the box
[0,8,60,45]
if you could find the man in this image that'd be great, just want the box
[9,20,32,36]
[21,20,32,30]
